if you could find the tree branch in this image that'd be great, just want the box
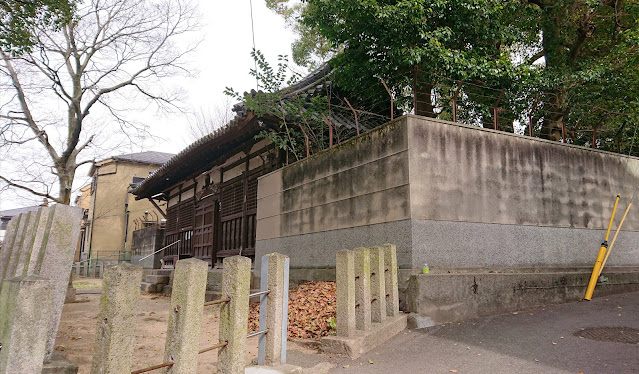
[0,174,61,203]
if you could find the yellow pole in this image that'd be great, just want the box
[598,202,632,278]
[584,194,620,301]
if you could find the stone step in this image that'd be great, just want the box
[140,282,160,293]
[162,285,172,295]
[144,275,170,285]
[142,269,173,276]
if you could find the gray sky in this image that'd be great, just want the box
[0,1,297,211]
[159,0,298,152]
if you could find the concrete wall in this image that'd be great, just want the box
[256,115,639,270]
[256,120,413,267]
[131,225,164,269]
[406,115,639,268]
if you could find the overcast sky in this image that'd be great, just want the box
[1,1,298,211]
[160,0,298,151]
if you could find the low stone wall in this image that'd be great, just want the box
[130,225,164,269]
[406,268,639,323]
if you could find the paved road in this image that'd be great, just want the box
[289,291,639,374]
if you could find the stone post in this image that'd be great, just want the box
[0,275,53,374]
[65,271,76,304]
[218,256,251,374]
[163,258,208,374]
[13,209,41,276]
[1,212,30,282]
[38,204,83,362]
[354,247,371,331]
[25,207,53,276]
[91,260,97,278]
[263,253,288,365]
[90,263,143,374]
[0,215,21,282]
[369,246,387,323]
[83,262,88,277]
[336,249,356,337]
[382,244,400,317]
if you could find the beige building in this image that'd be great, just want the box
[81,151,173,262]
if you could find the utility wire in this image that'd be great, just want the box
[249,0,259,92]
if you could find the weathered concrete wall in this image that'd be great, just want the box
[256,115,639,269]
[256,119,412,268]
[405,115,639,267]
[130,225,164,268]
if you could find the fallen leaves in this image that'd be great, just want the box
[248,281,336,340]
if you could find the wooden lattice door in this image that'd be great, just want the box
[193,197,217,266]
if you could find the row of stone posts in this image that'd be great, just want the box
[90,253,290,374]
[336,244,400,337]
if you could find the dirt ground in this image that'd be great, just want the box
[57,278,264,373]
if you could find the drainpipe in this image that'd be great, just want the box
[123,186,132,262]
[87,173,98,264]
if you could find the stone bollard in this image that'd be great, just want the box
[354,247,371,331]
[0,275,53,374]
[65,270,76,304]
[218,256,251,374]
[91,260,97,278]
[1,212,29,282]
[90,263,143,374]
[336,250,356,337]
[382,244,400,317]
[82,262,88,277]
[263,253,289,365]
[13,210,41,276]
[163,258,208,374]
[369,246,387,323]
[0,215,21,282]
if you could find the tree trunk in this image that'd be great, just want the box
[540,90,566,141]
[56,160,76,205]
[414,81,436,118]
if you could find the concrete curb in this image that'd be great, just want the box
[320,314,407,359]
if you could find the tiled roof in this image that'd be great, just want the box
[112,151,175,165]
[0,205,42,219]
[132,64,390,199]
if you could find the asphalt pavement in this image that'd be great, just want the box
[288,291,639,374]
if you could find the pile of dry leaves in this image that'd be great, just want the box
[248,281,336,340]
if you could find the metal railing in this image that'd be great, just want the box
[137,240,180,262]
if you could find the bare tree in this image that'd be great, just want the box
[186,96,234,142]
[0,0,200,205]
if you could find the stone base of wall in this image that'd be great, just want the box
[320,314,407,359]
[411,219,639,268]
[255,220,414,271]
[406,267,639,323]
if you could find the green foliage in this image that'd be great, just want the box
[327,316,336,334]
[265,0,336,69]
[226,50,339,162]
[0,0,76,55]
[298,0,639,152]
